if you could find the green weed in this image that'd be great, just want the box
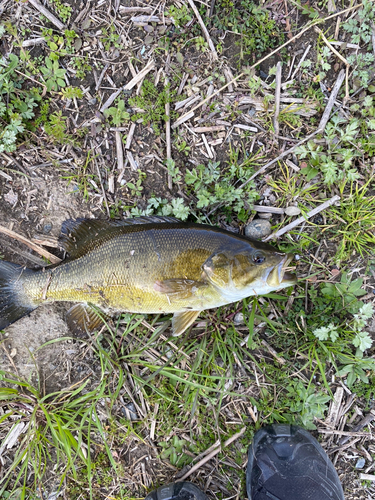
[174,136,191,156]
[0,53,41,152]
[295,116,361,185]
[329,181,375,262]
[48,0,72,23]
[101,25,121,51]
[129,78,178,135]
[166,4,192,27]
[104,99,130,126]
[126,169,146,197]
[131,152,260,222]
[40,56,67,92]
[60,86,84,100]
[70,56,92,79]
[42,28,78,60]
[62,153,98,201]
[44,110,68,142]
[212,0,284,59]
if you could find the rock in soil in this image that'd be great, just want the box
[245,219,272,239]
[285,206,301,216]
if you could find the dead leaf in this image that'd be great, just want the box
[4,189,18,206]
[176,52,184,66]
[74,38,82,51]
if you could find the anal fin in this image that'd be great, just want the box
[172,310,201,337]
[66,303,108,336]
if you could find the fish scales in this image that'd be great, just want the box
[0,217,296,336]
[21,225,243,313]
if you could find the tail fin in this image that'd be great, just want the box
[0,261,37,330]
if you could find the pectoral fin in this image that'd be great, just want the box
[154,279,206,300]
[66,303,108,336]
[172,310,201,337]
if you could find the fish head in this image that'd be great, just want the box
[203,244,296,300]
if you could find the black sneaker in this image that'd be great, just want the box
[145,481,208,500]
[247,424,345,500]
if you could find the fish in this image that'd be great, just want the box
[0,216,296,336]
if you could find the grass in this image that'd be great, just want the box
[330,181,375,262]
[0,334,126,499]
[1,0,375,498]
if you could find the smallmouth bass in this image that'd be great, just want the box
[0,216,296,336]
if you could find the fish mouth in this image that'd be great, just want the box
[267,253,296,287]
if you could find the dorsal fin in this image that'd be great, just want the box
[122,215,181,224]
[59,218,115,258]
[59,216,182,258]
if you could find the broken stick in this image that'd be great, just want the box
[0,225,61,264]
[318,69,346,132]
[263,195,340,241]
[177,427,246,481]
[28,0,65,30]
[273,62,283,139]
[186,0,218,61]
[165,76,172,190]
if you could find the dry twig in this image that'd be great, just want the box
[186,0,218,60]
[28,0,65,30]
[339,410,375,445]
[124,59,155,91]
[315,28,349,100]
[165,76,172,190]
[0,225,61,264]
[263,195,340,241]
[125,123,136,150]
[318,69,346,131]
[115,131,124,172]
[177,427,246,481]
[273,62,283,139]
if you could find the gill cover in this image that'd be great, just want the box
[202,248,272,291]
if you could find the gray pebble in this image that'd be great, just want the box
[121,402,139,421]
[258,212,272,219]
[355,457,365,469]
[285,206,301,216]
[43,223,52,234]
[234,312,244,324]
[245,219,272,240]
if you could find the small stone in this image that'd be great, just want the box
[285,206,301,216]
[258,212,272,219]
[355,457,365,469]
[121,403,139,421]
[245,219,272,240]
[43,223,52,234]
[234,312,244,324]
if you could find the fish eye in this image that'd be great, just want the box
[252,251,265,264]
